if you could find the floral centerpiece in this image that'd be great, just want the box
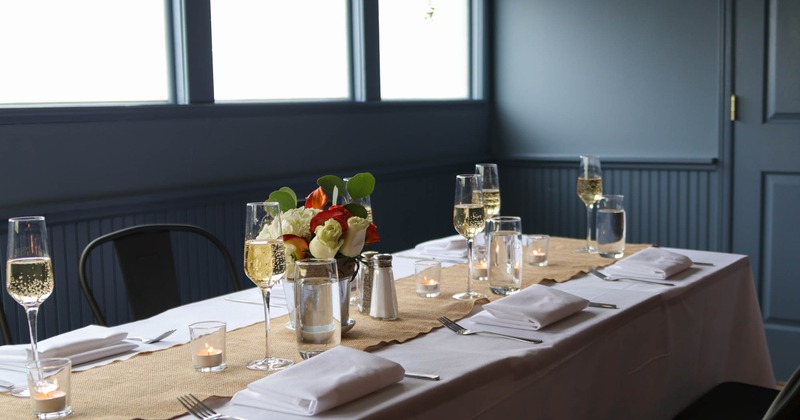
[262,173,380,281]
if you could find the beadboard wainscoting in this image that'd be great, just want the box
[499,158,724,252]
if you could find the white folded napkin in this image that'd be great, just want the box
[606,247,692,279]
[231,346,405,416]
[414,235,467,259]
[479,284,589,330]
[0,325,137,366]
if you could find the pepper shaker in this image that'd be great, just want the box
[358,250,379,314]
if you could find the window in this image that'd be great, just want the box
[0,0,481,109]
[378,0,470,100]
[0,0,169,106]
[210,0,350,101]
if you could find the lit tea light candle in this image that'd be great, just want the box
[416,277,440,297]
[193,344,223,368]
[32,382,66,414]
[473,260,488,279]
[528,249,548,266]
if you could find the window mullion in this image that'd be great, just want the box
[173,0,214,104]
[352,0,381,102]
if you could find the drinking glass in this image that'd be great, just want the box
[596,195,626,258]
[243,202,293,371]
[294,258,341,359]
[475,163,501,218]
[6,216,54,398]
[576,155,603,253]
[452,174,487,300]
[486,216,523,295]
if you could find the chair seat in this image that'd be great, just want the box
[674,382,779,420]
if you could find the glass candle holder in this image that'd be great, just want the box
[525,234,550,267]
[27,358,72,419]
[415,260,441,298]
[471,243,488,281]
[189,321,227,372]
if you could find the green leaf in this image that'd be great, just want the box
[344,203,368,219]
[317,175,346,201]
[267,191,297,212]
[346,173,375,200]
[278,187,297,205]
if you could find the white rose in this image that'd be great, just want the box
[258,207,320,241]
[309,219,344,259]
[339,216,370,257]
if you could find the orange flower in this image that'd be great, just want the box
[366,223,380,244]
[304,187,328,210]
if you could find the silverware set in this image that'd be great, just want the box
[437,316,542,344]
[126,329,177,344]
[588,268,675,286]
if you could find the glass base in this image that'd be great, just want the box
[453,291,487,300]
[246,357,293,371]
[10,386,29,398]
[575,246,598,254]
[194,363,227,373]
[490,286,520,296]
[34,406,72,419]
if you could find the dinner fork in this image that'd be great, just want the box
[177,394,245,420]
[127,329,176,344]
[437,316,542,344]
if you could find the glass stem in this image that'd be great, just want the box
[585,204,593,251]
[466,238,475,295]
[25,306,43,384]
[260,287,272,360]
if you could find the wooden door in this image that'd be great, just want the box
[733,0,800,381]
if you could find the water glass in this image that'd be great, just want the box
[415,260,441,298]
[27,358,72,419]
[486,216,523,295]
[596,195,626,258]
[294,259,341,359]
[525,234,550,266]
[189,321,227,372]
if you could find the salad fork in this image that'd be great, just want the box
[437,316,542,344]
[177,394,245,420]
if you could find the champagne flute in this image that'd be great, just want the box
[453,174,487,300]
[244,202,293,371]
[475,163,501,218]
[576,155,603,253]
[6,216,54,398]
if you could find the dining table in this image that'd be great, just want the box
[0,236,775,419]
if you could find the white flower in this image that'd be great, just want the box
[309,219,344,259]
[339,216,370,257]
[258,207,320,241]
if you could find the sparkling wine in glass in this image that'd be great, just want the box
[453,174,487,300]
[6,216,54,398]
[475,163,501,218]
[244,202,293,371]
[576,155,603,253]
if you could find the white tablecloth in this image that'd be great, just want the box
[2,246,774,419]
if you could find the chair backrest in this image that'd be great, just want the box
[764,365,800,420]
[0,298,12,344]
[78,224,240,326]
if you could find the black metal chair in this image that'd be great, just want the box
[78,224,240,326]
[674,365,800,420]
[0,298,12,344]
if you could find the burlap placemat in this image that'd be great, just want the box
[1,237,649,419]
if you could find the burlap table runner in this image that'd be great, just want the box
[1,237,649,419]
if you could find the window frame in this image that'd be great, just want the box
[0,0,488,126]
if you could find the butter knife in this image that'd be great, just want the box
[404,372,441,381]
[588,302,617,309]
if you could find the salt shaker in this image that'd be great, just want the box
[358,250,379,314]
[369,254,399,320]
